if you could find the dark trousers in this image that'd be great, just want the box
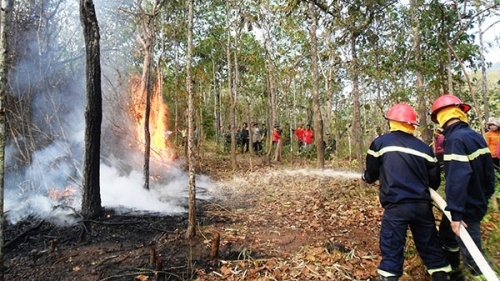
[439,216,489,276]
[493,158,499,172]
[241,139,249,152]
[253,141,262,153]
[298,140,304,151]
[379,202,449,277]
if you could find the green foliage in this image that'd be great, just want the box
[201,111,216,140]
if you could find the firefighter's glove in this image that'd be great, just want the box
[361,172,367,182]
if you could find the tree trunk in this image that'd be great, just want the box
[185,0,196,239]
[350,34,363,174]
[477,4,489,123]
[410,0,431,143]
[138,5,157,191]
[308,3,324,168]
[476,3,496,211]
[263,0,278,143]
[80,0,103,219]
[225,0,237,171]
[0,0,13,278]
[213,60,221,144]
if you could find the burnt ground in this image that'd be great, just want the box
[4,211,202,281]
[3,152,500,281]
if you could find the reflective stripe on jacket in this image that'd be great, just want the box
[364,131,440,207]
[442,121,496,222]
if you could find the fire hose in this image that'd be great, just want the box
[429,188,499,281]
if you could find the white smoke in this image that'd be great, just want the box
[4,0,217,226]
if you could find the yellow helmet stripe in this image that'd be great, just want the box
[368,146,437,163]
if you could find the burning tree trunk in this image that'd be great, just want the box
[80,0,103,219]
[135,0,166,190]
[185,0,196,239]
[138,5,154,191]
[0,0,13,278]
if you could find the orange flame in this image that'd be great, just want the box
[129,74,176,162]
[48,186,77,200]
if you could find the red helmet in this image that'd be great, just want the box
[430,94,471,123]
[384,103,419,125]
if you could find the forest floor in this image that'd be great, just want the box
[3,150,500,281]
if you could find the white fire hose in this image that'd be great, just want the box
[429,188,499,281]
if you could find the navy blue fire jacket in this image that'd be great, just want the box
[363,131,441,207]
[441,121,495,223]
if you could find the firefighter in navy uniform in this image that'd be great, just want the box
[430,94,496,281]
[362,103,451,281]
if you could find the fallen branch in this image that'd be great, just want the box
[3,220,44,249]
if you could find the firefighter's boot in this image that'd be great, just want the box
[444,250,464,281]
[432,271,450,281]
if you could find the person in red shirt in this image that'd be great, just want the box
[272,124,282,161]
[303,124,314,150]
[433,128,445,166]
[295,123,305,152]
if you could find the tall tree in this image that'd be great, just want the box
[261,0,280,162]
[0,0,13,277]
[226,0,237,170]
[185,0,196,239]
[136,0,165,190]
[307,2,325,168]
[80,0,103,219]
[410,0,430,142]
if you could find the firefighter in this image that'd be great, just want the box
[430,94,496,280]
[362,103,451,281]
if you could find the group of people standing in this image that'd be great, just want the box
[294,123,315,151]
[293,123,336,156]
[221,122,267,154]
[363,94,497,281]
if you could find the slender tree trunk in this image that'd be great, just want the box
[261,1,278,165]
[446,51,453,93]
[476,3,497,210]
[141,35,153,190]
[173,37,180,145]
[322,54,334,134]
[477,4,489,122]
[80,0,103,219]
[185,0,196,239]
[308,3,324,168]
[139,9,156,190]
[0,0,13,278]
[350,34,363,173]
[225,0,237,170]
[410,0,430,142]
[213,60,221,144]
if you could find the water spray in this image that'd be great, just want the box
[272,169,362,180]
[429,189,499,281]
